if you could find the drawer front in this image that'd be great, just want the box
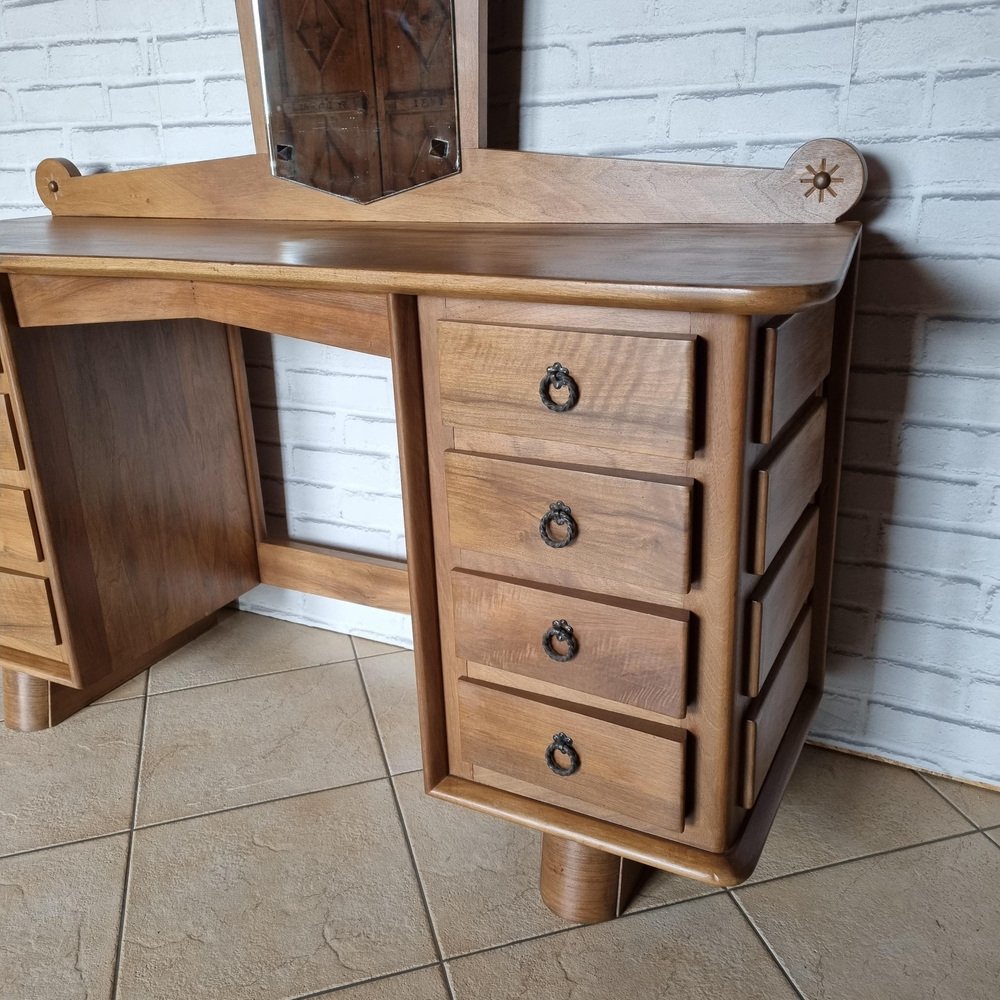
[0,486,42,563]
[437,321,696,460]
[757,302,835,444]
[747,507,819,696]
[752,400,826,574]
[742,608,812,807]
[452,571,689,718]
[0,569,59,646]
[457,678,686,834]
[445,452,693,597]
[0,394,24,471]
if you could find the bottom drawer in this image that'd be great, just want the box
[0,569,59,647]
[457,678,687,836]
[742,608,812,807]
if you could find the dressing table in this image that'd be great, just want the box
[0,0,865,922]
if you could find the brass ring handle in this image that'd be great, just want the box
[545,732,580,777]
[539,362,580,413]
[539,501,577,548]
[542,620,578,662]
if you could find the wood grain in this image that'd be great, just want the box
[0,393,25,471]
[257,538,410,614]
[11,274,393,357]
[742,608,813,807]
[753,400,827,574]
[540,834,624,923]
[0,570,58,646]
[0,217,862,317]
[437,321,695,460]
[2,667,49,731]
[457,678,687,836]
[451,571,689,719]
[445,451,693,599]
[757,301,835,444]
[0,486,41,563]
[747,507,819,696]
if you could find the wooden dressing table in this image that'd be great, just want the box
[0,0,864,922]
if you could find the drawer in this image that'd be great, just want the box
[445,452,693,598]
[756,302,835,444]
[437,321,696,460]
[0,486,42,563]
[452,571,690,718]
[752,400,826,574]
[0,393,24,471]
[747,507,819,696]
[742,608,812,807]
[457,678,687,835]
[0,569,59,646]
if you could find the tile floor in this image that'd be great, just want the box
[1,610,998,1000]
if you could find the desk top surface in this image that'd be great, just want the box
[0,217,861,314]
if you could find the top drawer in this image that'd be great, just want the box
[437,321,696,460]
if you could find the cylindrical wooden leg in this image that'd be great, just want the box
[540,833,624,923]
[3,669,50,732]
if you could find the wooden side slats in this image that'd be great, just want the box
[0,571,59,647]
[0,394,25,471]
[0,485,42,562]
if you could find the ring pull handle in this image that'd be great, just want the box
[539,501,577,548]
[542,619,578,663]
[545,732,580,777]
[539,362,580,413]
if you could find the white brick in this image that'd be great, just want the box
[872,616,1000,675]
[0,88,13,122]
[275,407,339,447]
[109,81,202,122]
[881,521,1000,580]
[70,123,160,163]
[160,121,252,162]
[918,197,1000,251]
[0,45,48,81]
[932,71,1000,132]
[897,425,1000,478]
[254,441,283,480]
[627,143,739,165]
[94,0,201,32]
[850,195,916,252]
[850,370,1000,425]
[670,87,840,140]
[755,25,854,84]
[856,257,1000,315]
[809,690,864,739]
[285,370,391,413]
[827,653,966,716]
[511,45,577,95]
[238,583,305,619]
[520,96,658,155]
[842,418,895,469]
[849,314,920,369]
[339,489,405,526]
[0,126,63,163]
[282,481,341,520]
[287,516,395,555]
[20,83,106,123]
[290,447,398,490]
[835,512,872,556]
[834,563,981,622]
[156,33,244,76]
[845,76,927,135]
[966,679,1000,726]
[243,364,277,406]
[2,0,91,41]
[297,593,412,647]
[839,470,981,522]
[856,7,1000,75]
[203,76,250,119]
[342,414,398,455]
[922,320,1000,372]
[49,39,146,78]
[590,32,745,89]
[828,605,872,655]
[201,0,240,29]
[861,137,1000,193]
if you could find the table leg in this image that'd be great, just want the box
[3,669,50,731]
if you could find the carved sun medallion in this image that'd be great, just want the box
[800,157,844,203]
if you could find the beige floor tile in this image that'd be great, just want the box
[0,700,142,856]
[148,609,354,694]
[137,661,385,826]
[360,652,422,775]
[353,635,407,658]
[313,965,450,999]
[94,669,148,704]
[747,745,974,883]
[737,832,1000,1000]
[622,865,721,915]
[987,826,1000,848]
[925,774,1000,827]
[0,835,129,1000]
[118,782,436,1000]
[448,894,798,1000]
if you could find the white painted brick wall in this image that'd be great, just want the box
[2,0,999,784]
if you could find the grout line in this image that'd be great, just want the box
[110,673,152,998]
[0,827,131,863]
[916,770,985,829]
[288,960,446,999]
[728,890,809,1000]
[355,658,452,988]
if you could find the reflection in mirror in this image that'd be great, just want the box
[256,0,460,203]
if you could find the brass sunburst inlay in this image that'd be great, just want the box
[800,157,844,202]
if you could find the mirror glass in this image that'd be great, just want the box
[255,0,459,203]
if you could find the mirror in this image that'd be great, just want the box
[255,0,460,203]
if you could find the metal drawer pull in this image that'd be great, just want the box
[539,361,579,413]
[539,501,577,548]
[545,732,580,776]
[542,619,578,662]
